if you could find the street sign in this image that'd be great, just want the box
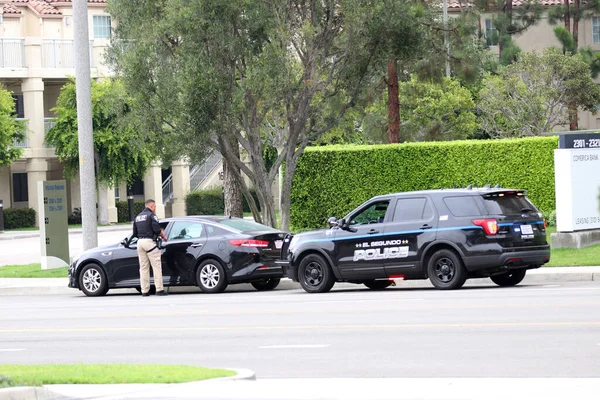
[38,180,70,269]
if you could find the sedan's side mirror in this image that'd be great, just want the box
[327,217,338,228]
[120,237,129,247]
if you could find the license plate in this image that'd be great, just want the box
[275,240,283,249]
[520,225,533,235]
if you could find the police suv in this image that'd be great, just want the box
[282,187,550,293]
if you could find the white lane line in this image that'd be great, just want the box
[258,344,330,349]
[0,348,26,352]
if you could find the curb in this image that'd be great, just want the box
[216,368,256,381]
[0,386,65,400]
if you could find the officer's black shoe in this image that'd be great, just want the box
[142,293,150,297]
[156,290,168,296]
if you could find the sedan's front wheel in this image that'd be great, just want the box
[196,260,228,293]
[79,264,109,297]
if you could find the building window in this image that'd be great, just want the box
[12,94,24,118]
[485,18,499,46]
[114,186,120,201]
[594,17,600,43]
[130,177,144,196]
[93,15,111,39]
[12,173,28,203]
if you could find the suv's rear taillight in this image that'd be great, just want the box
[472,219,498,235]
[543,219,547,230]
[229,239,270,248]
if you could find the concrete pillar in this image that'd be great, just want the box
[171,160,190,217]
[22,78,45,150]
[0,166,11,208]
[24,37,42,70]
[143,164,165,218]
[26,158,48,226]
[107,185,118,223]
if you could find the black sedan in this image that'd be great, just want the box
[68,216,287,296]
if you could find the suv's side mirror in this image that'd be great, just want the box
[338,218,358,233]
[328,217,338,228]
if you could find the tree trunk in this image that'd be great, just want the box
[573,0,580,50]
[569,104,578,131]
[563,0,570,34]
[386,57,400,143]
[279,153,298,233]
[222,156,243,218]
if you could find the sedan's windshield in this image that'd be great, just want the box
[219,219,278,233]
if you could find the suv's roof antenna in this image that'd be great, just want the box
[466,184,472,190]
[494,184,501,188]
[484,183,491,189]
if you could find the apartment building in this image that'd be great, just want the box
[0,0,196,224]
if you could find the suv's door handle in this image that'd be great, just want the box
[367,230,379,235]
[191,243,204,248]
[420,224,433,230]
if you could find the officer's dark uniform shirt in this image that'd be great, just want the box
[132,207,161,239]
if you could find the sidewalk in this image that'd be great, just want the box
[1,267,599,296]
[0,224,132,241]
[6,377,600,400]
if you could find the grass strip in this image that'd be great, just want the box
[0,364,235,386]
[0,264,68,278]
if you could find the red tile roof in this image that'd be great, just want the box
[3,3,22,15]
[28,0,62,15]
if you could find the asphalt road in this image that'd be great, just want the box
[0,229,129,266]
[1,282,600,378]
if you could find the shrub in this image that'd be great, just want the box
[116,200,145,223]
[68,207,82,225]
[4,207,36,229]
[290,137,558,230]
[186,188,224,215]
[186,188,261,216]
[547,210,557,227]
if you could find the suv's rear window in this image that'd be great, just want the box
[443,196,482,217]
[483,193,535,215]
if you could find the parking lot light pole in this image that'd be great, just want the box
[74,0,98,250]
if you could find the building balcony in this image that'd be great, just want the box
[12,118,29,148]
[0,38,25,68]
[42,39,94,68]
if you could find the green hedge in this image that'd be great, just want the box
[4,208,36,229]
[290,137,558,230]
[116,201,146,223]
[186,188,261,215]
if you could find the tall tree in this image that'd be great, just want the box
[548,0,600,129]
[478,48,600,137]
[46,79,158,222]
[107,0,430,230]
[0,86,25,167]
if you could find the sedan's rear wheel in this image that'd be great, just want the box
[491,269,527,287]
[363,280,392,290]
[298,254,335,293]
[251,278,281,291]
[79,264,109,297]
[196,260,228,293]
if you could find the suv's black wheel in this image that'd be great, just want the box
[491,269,527,287]
[427,249,467,290]
[79,264,109,297]
[196,259,228,293]
[298,254,335,293]
[251,278,281,291]
[363,280,392,290]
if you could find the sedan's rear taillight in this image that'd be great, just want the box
[229,239,270,248]
[472,219,498,235]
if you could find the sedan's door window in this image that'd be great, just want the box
[168,222,204,240]
[350,201,390,225]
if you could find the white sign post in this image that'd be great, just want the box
[553,133,600,248]
[38,180,70,269]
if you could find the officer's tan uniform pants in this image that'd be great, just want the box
[137,238,164,293]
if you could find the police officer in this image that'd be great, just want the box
[132,199,168,296]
